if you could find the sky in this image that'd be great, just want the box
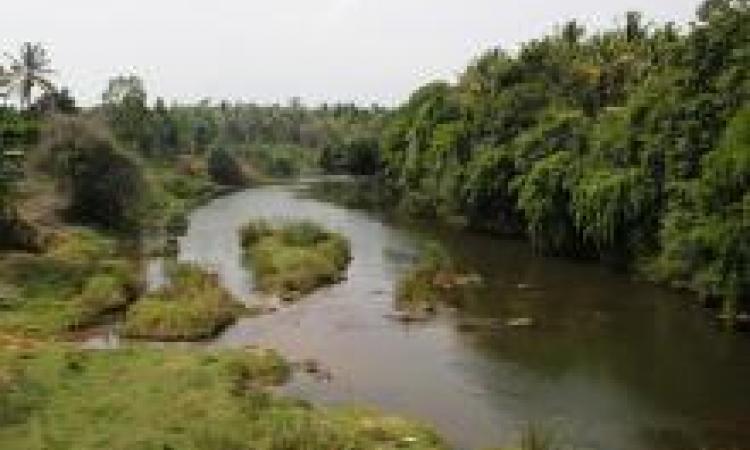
[1,0,702,107]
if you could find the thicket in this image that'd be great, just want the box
[39,116,148,233]
[207,147,250,187]
[376,1,750,313]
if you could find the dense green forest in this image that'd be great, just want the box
[343,1,749,317]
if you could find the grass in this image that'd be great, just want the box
[0,229,140,337]
[143,160,226,255]
[396,242,480,315]
[0,344,445,450]
[240,220,351,300]
[122,264,244,341]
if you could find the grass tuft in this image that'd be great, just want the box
[123,264,243,341]
[396,242,480,315]
[240,220,351,300]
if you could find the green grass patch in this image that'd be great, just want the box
[123,264,244,341]
[0,229,140,337]
[240,220,351,300]
[0,345,445,450]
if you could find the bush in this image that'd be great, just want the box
[39,116,149,232]
[123,264,243,340]
[207,147,249,187]
[396,242,479,314]
[0,205,43,252]
[66,273,134,330]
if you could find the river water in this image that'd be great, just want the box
[171,180,750,450]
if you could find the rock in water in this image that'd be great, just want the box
[506,317,534,327]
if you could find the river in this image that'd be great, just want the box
[154,180,750,450]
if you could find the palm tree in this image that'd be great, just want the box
[0,65,10,107]
[4,42,55,110]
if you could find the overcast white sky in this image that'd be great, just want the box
[1,0,701,106]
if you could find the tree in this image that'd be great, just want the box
[371,3,750,309]
[102,75,151,152]
[207,147,249,187]
[31,87,77,115]
[562,20,585,46]
[0,65,10,107]
[40,116,149,232]
[4,42,55,110]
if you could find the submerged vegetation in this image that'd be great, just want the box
[241,220,351,300]
[123,264,243,341]
[396,242,481,317]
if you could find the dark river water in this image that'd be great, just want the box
[158,181,750,450]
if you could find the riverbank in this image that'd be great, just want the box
[0,160,451,449]
[0,343,445,450]
[4,179,750,450]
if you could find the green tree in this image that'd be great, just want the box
[207,147,248,187]
[40,116,149,232]
[102,75,152,153]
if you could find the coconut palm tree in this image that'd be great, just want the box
[0,65,10,107]
[4,42,55,110]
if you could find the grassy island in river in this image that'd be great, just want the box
[240,220,351,301]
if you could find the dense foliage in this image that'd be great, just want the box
[99,85,384,176]
[376,1,750,312]
[207,147,250,187]
[40,116,148,232]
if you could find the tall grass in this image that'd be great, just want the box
[0,229,140,337]
[123,264,243,341]
[396,242,479,314]
[240,220,351,300]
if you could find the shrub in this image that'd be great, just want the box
[39,116,149,232]
[207,147,249,187]
[66,273,133,330]
[396,242,479,314]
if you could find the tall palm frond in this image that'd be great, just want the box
[4,42,56,109]
[0,65,10,107]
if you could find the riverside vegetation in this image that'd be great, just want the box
[122,264,245,340]
[0,344,445,450]
[0,1,749,449]
[241,220,352,301]
[395,242,482,318]
[321,1,750,324]
[0,43,439,450]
